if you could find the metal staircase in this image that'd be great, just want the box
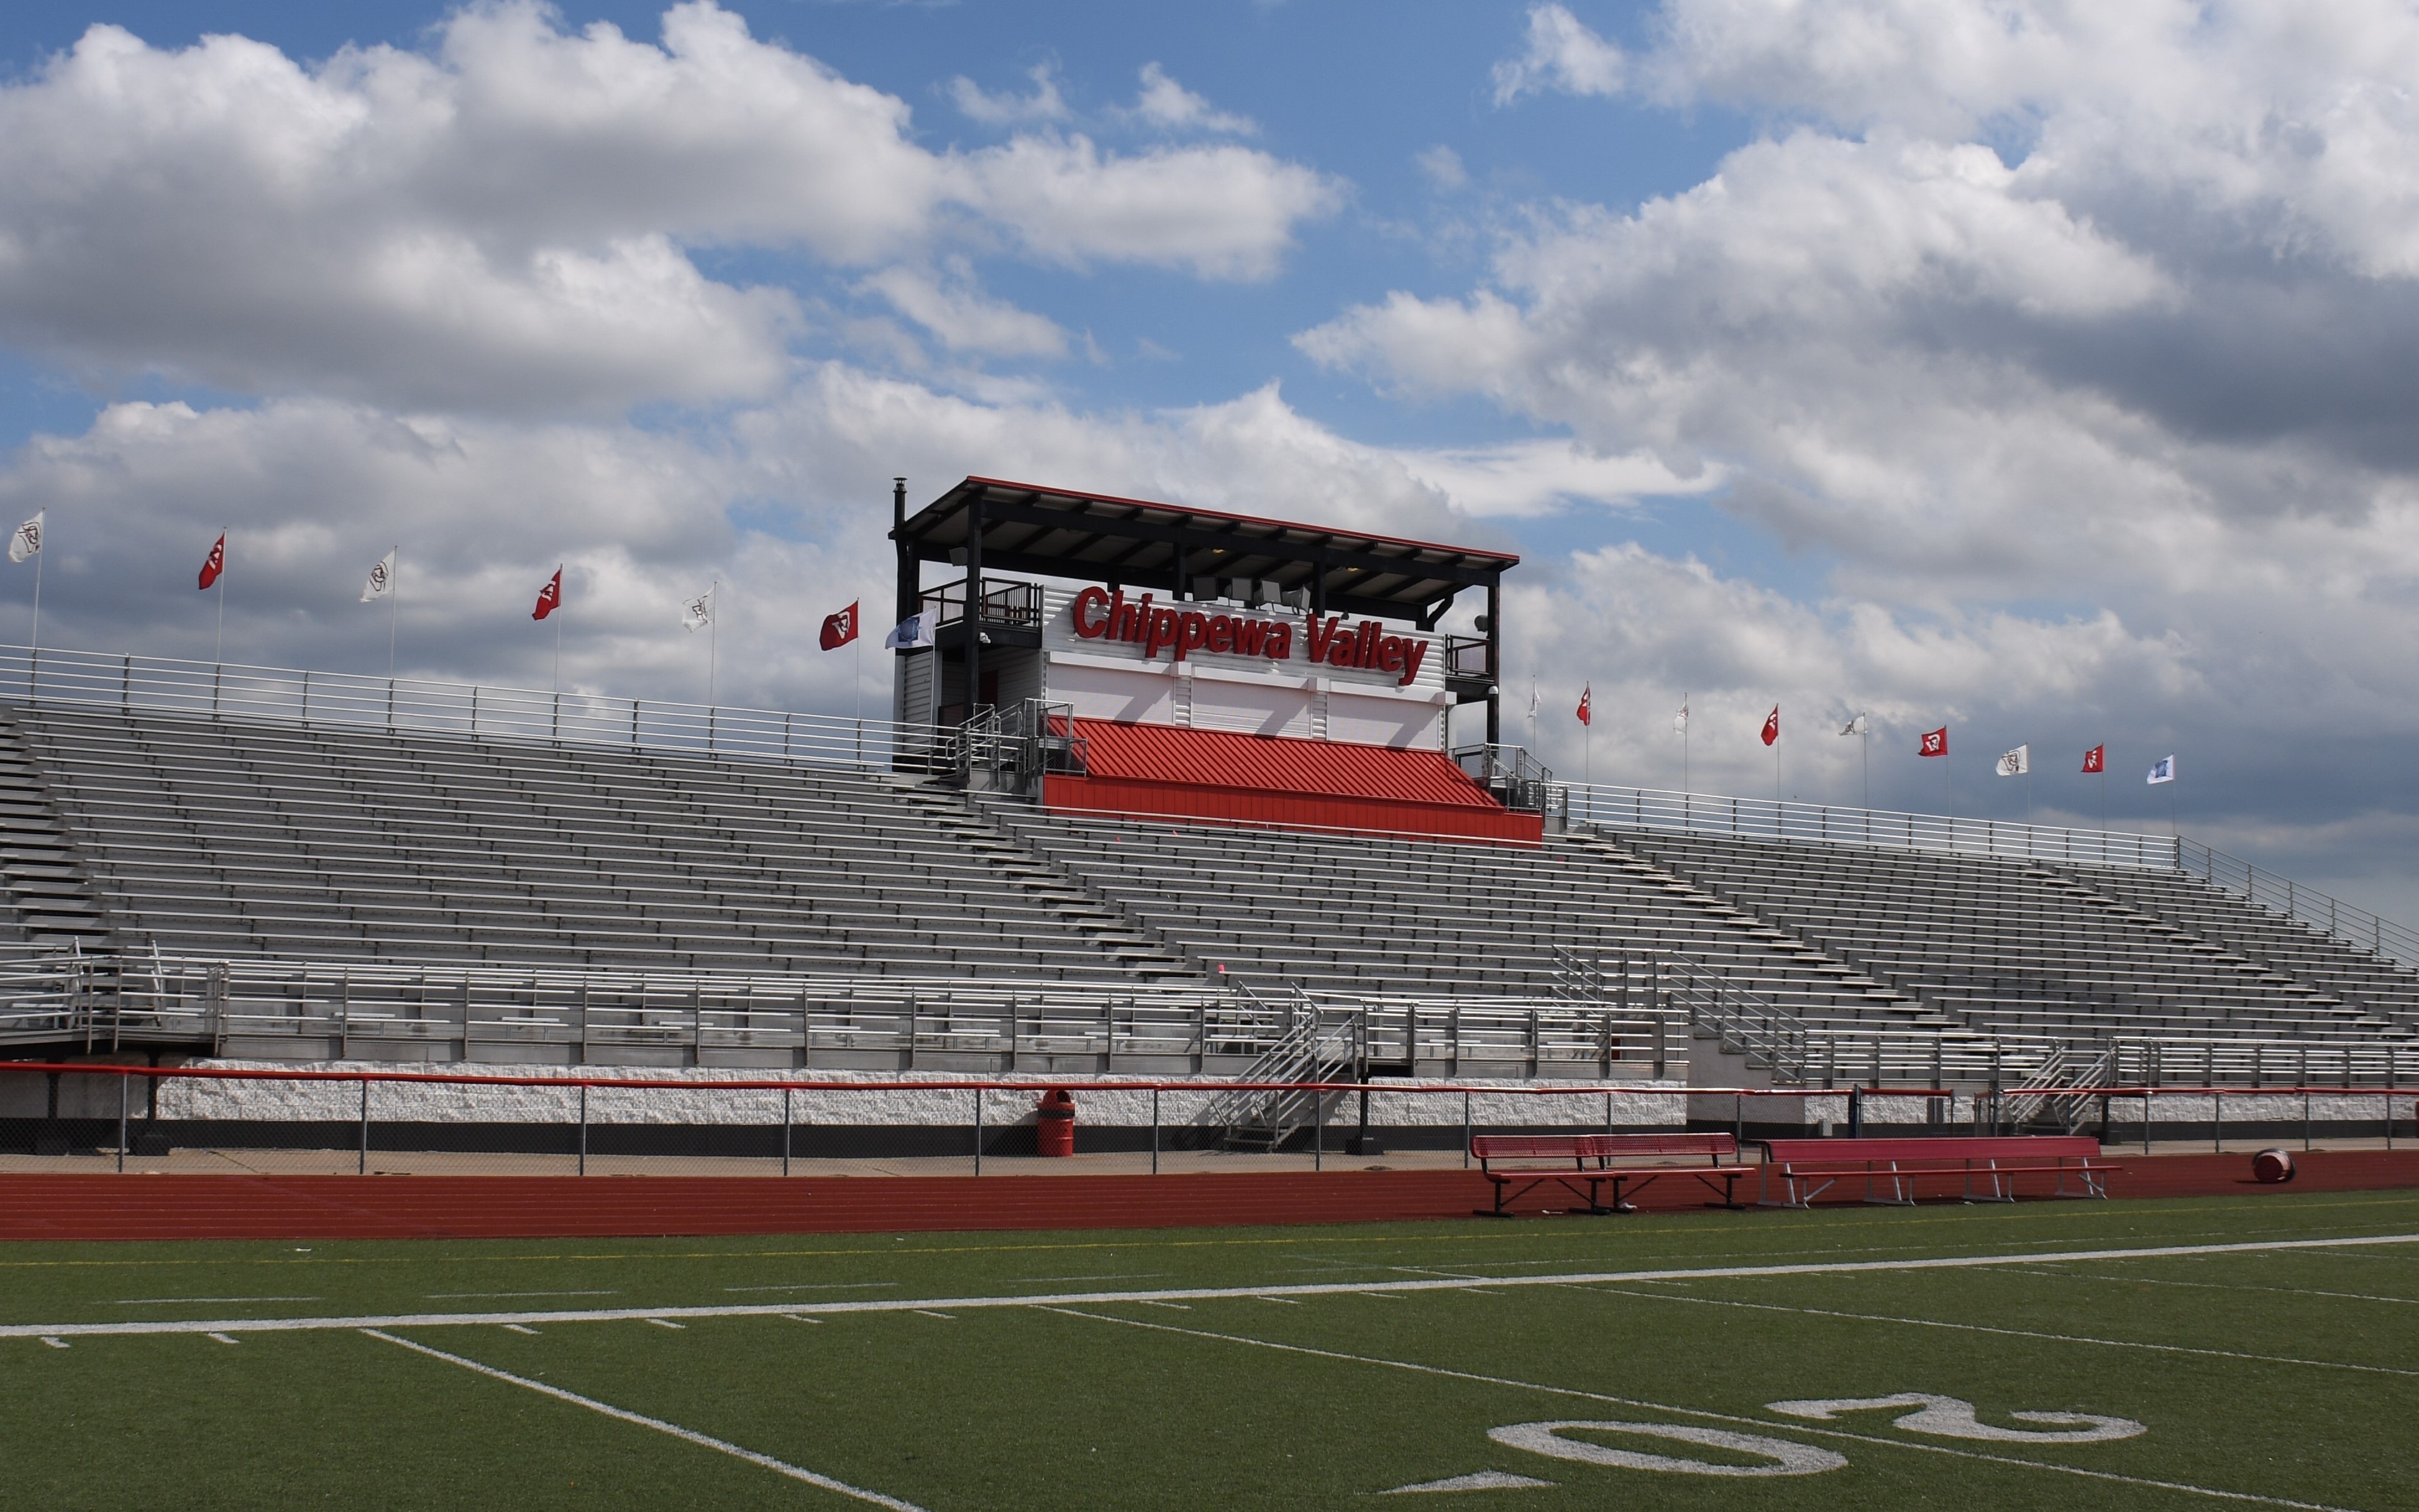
[1203,980,1365,1150]
[1997,1045,2116,1134]
[0,709,112,954]
[885,780,1202,981]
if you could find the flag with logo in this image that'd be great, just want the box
[2082,744,2105,774]
[682,586,715,632]
[1996,744,2029,777]
[1760,706,1780,747]
[2147,754,2175,785]
[1576,685,1592,727]
[359,549,396,603]
[820,601,859,651]
[8,512,42,565]
[1919,726,1948,757]
[198,534,226,590]
[1839,713,1865,737]
[532,568,562,621]
[882,612,935,650]
[1672,698,1688,734]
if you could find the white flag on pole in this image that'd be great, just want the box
[1839,713,1867,737]
[8,511,42,564]
[2146,754,2175,785]
[1671,698,1689,734]
[681,585,715,631]
[1996,744,2029,777]
[883,612,935,650]
[359,548,396,602]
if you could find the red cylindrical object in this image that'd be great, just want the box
[2252,1148,2296,1184]
[1036,1088,1076,1158]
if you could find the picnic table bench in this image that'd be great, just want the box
[1757,1136,2119,1209]
[1471,1132,1745,1216]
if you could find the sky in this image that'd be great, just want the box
[0,0,2413,921]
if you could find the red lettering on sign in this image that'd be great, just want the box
[1176,611,1210,659]
[1069,593,1425,678]
[1145,607,1181,658]
[1072,586,1111,639]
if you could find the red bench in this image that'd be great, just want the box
[1757,1136,2119,1209]
[1471,1133,1745,1216]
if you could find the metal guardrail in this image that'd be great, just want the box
[1565,952,2418,1090]
[0,643,924,772]
[1561,779,2180,871]
[2177,839,2419,971]
[0,955,1680,1077]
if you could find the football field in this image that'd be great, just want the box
[4,1189,2414,1510]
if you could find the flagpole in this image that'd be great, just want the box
[29,547,41,654]
[553,598,562,695]
[1860,724,1869,808]
[214,528,226,665]
[708,578,719,707]
[387,547,400,680]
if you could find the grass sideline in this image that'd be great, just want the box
[4,1190,2415,1510]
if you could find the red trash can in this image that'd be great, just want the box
[1036,1089,1076,1158]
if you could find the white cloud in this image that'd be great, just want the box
[1394,440,1716,517]
[1316,0,2419,875]
[948,63,1071,126]
[858,268,1071,359]
[960,135,1341,281]
[1415,145,1470,191]
[1491,3,1627,106]
[1127,63,1258,135]
[0,4,1340,411]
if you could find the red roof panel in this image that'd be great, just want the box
[1069,720,1499,809]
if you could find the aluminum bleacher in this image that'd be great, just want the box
[1609,827,2417,1048]
[2,703,1189,983]
[984,803,1965,1042]
[0,642,2410,1090]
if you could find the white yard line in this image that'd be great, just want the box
[362,1331,929,1511]
[7,1232,2416,1341]
[1576,1285,2419,1380]
[1039,1307,2369,1512]
[2001,1267,2419,1308]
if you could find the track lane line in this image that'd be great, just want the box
[1038,1307,2369,1511]
[7,1231,2415,1340]
[362,1331,930,1511]
[1575,1285,2419,1378]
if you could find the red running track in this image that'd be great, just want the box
[1,1150,2413,1242]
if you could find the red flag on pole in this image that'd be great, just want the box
[1576,685,1592,727]
[198,534,226,590]
[1919,726,1949,757]
[1760,705,1780,746]
[532,568,562,621]
[820,601,860,651]
[2082,744,2105,773]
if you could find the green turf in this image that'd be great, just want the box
[4,1190,2415,1510]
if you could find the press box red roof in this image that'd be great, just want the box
[1043,719,1540,844]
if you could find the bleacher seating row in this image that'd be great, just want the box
[1611,829,2417,1047]
[0,698,2411,1069]
[0,704,1185,982]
